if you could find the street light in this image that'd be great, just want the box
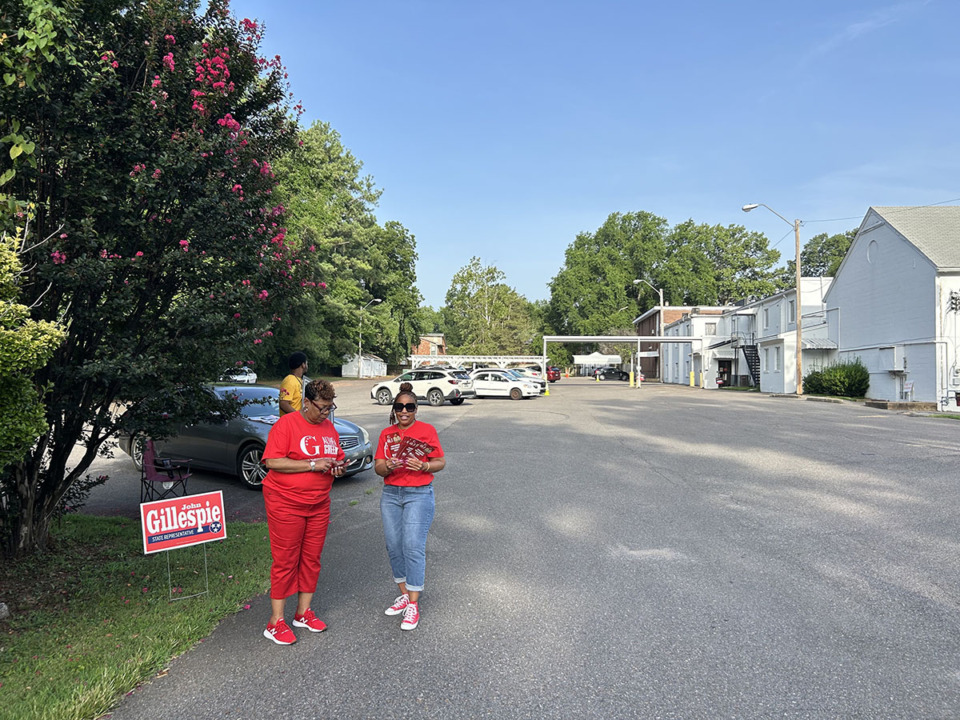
[358,298,382,378]
[633,278,664,380]
[742,203,803,396]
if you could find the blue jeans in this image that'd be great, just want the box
[380,484,435,592]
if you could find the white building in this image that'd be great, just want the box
[341,353,387,379]
[660,279,834,393]
[825,205,960,406]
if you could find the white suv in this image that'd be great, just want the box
[371,368,475,406]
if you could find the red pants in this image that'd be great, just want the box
[264,486,331,599]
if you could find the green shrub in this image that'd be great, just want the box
[803,358,869,398]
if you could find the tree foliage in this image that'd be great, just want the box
[443,257,537,354]
[0,225,64,473]
[268,121,422,371]
[777,229,856,288]
[1,0,311,556]
[547,211,781,344]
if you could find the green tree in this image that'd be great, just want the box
[2,0,310,556]
[777,229,856,288]
[547,211,669,337]
[269,121,422,372]
[444,257,536,354]
[0,225,64,474]
[0,0,79,197]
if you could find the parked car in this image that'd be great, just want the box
[370,368,476,406]
[469,369,540,400]
[546,366,561,382]
[594,366,630,381]
[508,367,547,393]
[219,366,258,384]
[121,384,374,489]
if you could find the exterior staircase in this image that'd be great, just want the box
[740,345,760,387]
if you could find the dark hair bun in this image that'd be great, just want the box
[399,382,414,393]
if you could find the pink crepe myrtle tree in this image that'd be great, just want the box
[0,0,317,557]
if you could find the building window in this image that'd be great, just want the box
[429,343,438,356]
[763,308,769,329]
[705,323,717,336]
[763,347,769,371]
[775,346,781,371]
[788,299,795,323]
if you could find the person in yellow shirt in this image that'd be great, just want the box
[279,352,308,415]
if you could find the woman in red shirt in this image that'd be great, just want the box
[374,382,446,630]
[261,379,346,645]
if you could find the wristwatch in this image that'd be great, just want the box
[309,459,316,472]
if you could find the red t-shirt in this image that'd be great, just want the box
[262,411,345,504]
[375,420,443,487]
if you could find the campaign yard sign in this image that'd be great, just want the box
[141,491,226,555]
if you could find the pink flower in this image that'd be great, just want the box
[162,52,175,72]
[164,34,176,44]
[179,240,190,252]
[152,168,161,179]
[151,75,162,88]
[50,250,67,264]
[60,233,67,239]
[135,251,144,257]
[319,282,327,289]
[233,313,241,319]
[253,339,263,345]
[258,290,269,300]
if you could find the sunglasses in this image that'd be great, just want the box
[392,402,418,413]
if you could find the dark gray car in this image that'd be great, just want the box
[121,384,374,489]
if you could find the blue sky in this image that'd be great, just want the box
[229,0,958,308]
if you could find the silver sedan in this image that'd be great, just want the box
[121,384,374,489]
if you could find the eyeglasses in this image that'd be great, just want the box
[392,402,418,413]
[309,399,336,414]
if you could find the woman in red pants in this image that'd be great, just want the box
[261,378,345,644]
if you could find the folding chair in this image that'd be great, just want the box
[140,439,192,503]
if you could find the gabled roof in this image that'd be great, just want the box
[870,206,960,269]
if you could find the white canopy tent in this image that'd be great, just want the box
[572,351,623,366]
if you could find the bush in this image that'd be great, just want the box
[803,358,869,398]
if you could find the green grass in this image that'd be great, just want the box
[0,515,272,720]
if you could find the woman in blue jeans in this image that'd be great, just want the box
[374,382,446,630]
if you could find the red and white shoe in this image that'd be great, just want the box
[292,608,327,633]
[400,601,420,630]
[263,618,297,645]
[385,593,410,616]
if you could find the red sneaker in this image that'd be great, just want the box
[400,601,420,630]
[385,593,410,616]
[263,618,297,645]
[292,608,327,633]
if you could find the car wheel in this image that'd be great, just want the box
[375,388,393,405]
[510,387,522,400]
[131,436,147,471]
[237,444,266,489]
[599,373,607,381]
[427,388,445,406]
[450,398,465,405]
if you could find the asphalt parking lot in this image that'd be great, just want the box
[92,378,960,719]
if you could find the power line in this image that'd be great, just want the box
[804,196,960,225]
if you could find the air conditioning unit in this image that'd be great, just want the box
[880,346,905,374]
